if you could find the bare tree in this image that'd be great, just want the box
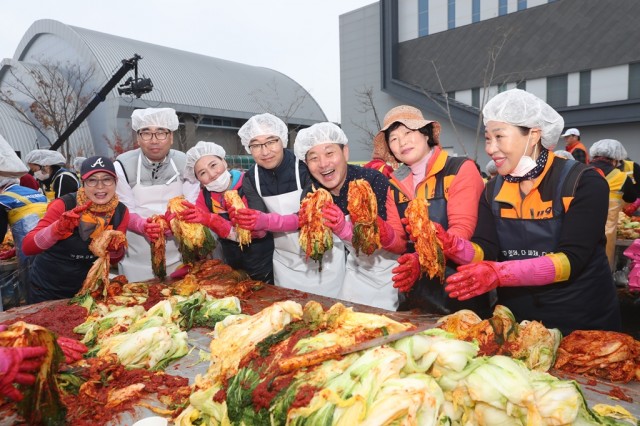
[249,78,309,139]
[0,59,96,160]
[351,86,383,150]
[104,126,136,159]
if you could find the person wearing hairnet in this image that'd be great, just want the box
[24,149,80,200]
[435,89,620,335]
[0,175,48,307]
[72,156,87,178]
[233,113,345,297]
[373,106,488,315]
[114,108,199,282]
[588,139,637,270]
[553,150,575,160]
[23,156,129,303]
[485,159,498,180]
[294,122,406,310]
[179,141,274,282]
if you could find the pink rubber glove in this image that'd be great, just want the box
[170,264,192,279]
[53,201,92,239]
[322,203,353,241]
[57,337,88,363]
[0,346,47,402]
[377,216,396,249]
[445,257,556,300]
[392,252,421,292]
[623,199,640,216]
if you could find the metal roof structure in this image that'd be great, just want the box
[13,20,327,125]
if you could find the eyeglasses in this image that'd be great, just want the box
[248,139,280,153]
[84,177,115,187]
[138,130,171,141]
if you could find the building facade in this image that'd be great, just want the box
[340,0,640,165]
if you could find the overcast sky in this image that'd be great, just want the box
[0,0,375,123]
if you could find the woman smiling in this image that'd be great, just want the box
[23,156,129,303]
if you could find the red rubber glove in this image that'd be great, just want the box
[322,203,353,241]
[401,217,416,242]
[53,201,92,239]
[623,200,640,216]
[234,208,263,231]
[392,252,421,292]
[227,205,238,222]
[377,216,395,248]
[433,221,463,258]
[170,264,192,279]
[144,218,163,243]
[57,337,88,364]
[179,201,231,238]
[0,248,16,260]
[445,261,499,300]
[0,346,47,402]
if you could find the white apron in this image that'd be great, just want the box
[255,163,345,298]
[119,155,183,282]
[339,215,400,311]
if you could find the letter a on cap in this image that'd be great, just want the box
[91,158,105,168]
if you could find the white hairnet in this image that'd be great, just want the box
[184,141,227,183]
[294,122,348,162]
[72,156,87,172]
[590,139,627,161]
[131,108,179,131]
[485,159,497,175]
[0,177,20,188]
[553,150,575,160]
[0,134,29,178]
[237,113,288,153]
[24,149,66,166]
[483,89,564,150]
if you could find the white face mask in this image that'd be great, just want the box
[509,132,538,177]
[205,171,231,192]
[34,170,50,181]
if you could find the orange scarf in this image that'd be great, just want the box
[76,188,120,239]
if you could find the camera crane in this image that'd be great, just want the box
[49,54,152,152]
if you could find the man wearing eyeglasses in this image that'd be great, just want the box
[114,107,199,281]
[232,113,345,298]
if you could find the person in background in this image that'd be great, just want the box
[233,113,345,297]
[294,122,406,310]
[179,141,274,283]
[72,156,87,179]
[440,89,620,335]
[373,105,488,315]
[114,108,199,282]
[561,128,589,163]
[553,150,575,160]
[588,139,637,270]
[22,156,129,303]
[0,175,48,306]
[24,150,79,200]
[485,159,498,182]
[19,172,40,192]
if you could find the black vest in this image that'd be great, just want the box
[29,194,125,303]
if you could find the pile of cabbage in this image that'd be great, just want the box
[175,301,627,426]
[73,291,241,370]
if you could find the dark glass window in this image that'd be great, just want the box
[547,74,568,108]
[419,0,429,36]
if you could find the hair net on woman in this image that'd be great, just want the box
[485,159,498,175]
[24,149,66,166]
[0,134,29,178]
[237,113,288,153]
[553,150,575,160]
[294,122,348,162]
[482,89,564,150]
[589,139,627,160]
[72,156,87,172]
[0,177,20,188]
[131,108,179,131]
[184,141,227,183]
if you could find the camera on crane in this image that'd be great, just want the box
[118,77,153,98]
